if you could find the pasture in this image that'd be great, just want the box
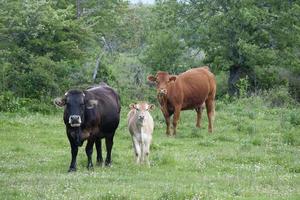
[0,97,299,199]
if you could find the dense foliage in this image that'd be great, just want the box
[0,0,299,112]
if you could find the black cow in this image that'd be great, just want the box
[54,83,121,172]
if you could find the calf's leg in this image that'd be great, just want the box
[144,138,151,166]
[132,136,141,164]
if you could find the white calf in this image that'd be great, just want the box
[127,102,155,165]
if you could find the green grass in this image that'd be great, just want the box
[0,98,299,199]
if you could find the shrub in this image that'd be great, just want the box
[0,92,23,112]
[263,86,297,107]
[0,91,56,114]
[282,130,300,146]
[290,111,300,126]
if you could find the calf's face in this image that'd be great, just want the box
[147,72,177,97]
[129,102,155,125]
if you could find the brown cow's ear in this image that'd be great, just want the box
[169,75,177,82]
[147,75,156,82]
[129,103,136,110]
[54,97,65,107]
[148,104,155,111]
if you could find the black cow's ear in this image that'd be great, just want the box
[129,103,136,110]
[169,75,177,82]
[86,100,98,109]
[54,97,65,107]
[147,75,156,82]
[148,104,155,111]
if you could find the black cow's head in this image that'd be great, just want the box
[54,90,98,146]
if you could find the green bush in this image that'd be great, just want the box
[263,86,297,107]
[0,92,23,112]
[0,92,56,114]
[215,71,228,99]
[290,111,300,126]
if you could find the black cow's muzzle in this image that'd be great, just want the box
[69,115,82,127]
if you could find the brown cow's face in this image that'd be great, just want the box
[148,72,177,97]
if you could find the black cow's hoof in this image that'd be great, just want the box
[96,160,103,167]
[87,164,94,170]
[105,161,112,167]
[68,167,76,172]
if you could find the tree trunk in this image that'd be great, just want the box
[228,65,255,97]
[93,56,101,83]
[76,0,81,18]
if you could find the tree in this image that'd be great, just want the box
[181,0,300,96]
[0,0,93,98]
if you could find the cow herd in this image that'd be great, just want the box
[54,66,216,171]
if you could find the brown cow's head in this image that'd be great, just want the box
[147,72,177,97]
[54,90,98,146]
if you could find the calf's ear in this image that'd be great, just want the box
[54,97,65,107]
[148,104,155,111]
[129,103,136,110]
[147,75,156,82]
[169,75,177,82]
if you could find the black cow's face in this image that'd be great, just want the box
[64,91,86,127]
[54,90,98,146]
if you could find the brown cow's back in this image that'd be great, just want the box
[168,67,216,110]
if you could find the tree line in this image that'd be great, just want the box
[0,0,299,109]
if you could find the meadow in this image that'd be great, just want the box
[0,97,299,200]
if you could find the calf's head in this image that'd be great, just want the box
[129,102,155,125]
[147,72,177,97]
[54,90,98,146]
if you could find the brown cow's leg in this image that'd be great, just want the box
[85,139,94,170]
[196,106,203,128]
[163,112,171,136]
[205,99,215,133]
[105,136,114,166]
[95,139,103,166]
[172,106,181,136]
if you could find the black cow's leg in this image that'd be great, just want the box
[85,138,94,170]
[95,138,103,166]
[105,136,114,166]
[69,140,78,172]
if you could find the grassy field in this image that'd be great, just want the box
[0,97,299,199]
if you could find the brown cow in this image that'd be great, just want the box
[148,66,216,135]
